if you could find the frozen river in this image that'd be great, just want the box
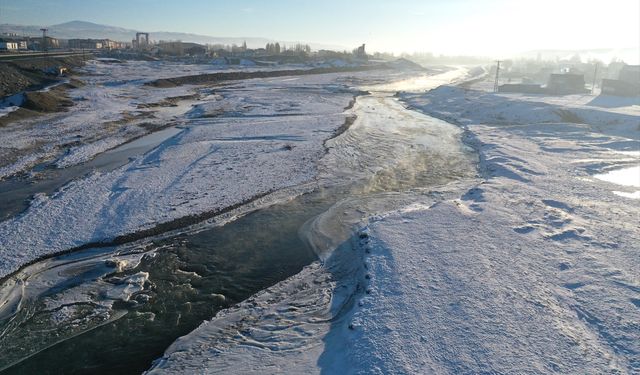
[0,66,475,373]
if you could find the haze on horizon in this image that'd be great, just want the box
[1,0,638,58]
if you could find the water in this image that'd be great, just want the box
[0,126,183,221]
[0,72,478,373]
[0,192,331,374]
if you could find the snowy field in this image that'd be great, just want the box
[1,57,637,373]
[149,81,639,373]
[345,88,639,373]
[0,60,424,279]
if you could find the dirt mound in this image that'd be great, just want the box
[56,78,86,90]
[0,64,40,98]
[0,55,87,98]
[385,58,426,71]
[149,79,178,88]
[146,65,388,88]
[22,91,73,112]
[0,108,38,127]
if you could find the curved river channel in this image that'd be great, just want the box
[0,70,478,374]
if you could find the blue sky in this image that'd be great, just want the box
[1,0,638,55]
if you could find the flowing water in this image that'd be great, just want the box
[0,72,478,374]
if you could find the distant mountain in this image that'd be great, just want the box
[0,20,345,51]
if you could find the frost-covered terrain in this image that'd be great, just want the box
[0,61,215,178]
[340,88,639,373]
[149,81,639,373]
[0,60,427,279]
[1,56,637,373]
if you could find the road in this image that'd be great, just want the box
[0,51,88,62]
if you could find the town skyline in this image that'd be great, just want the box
[1,0,638,56]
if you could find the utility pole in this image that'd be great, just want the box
[493,60,502,93]
[591,63,599,94]
[40,28,49,71]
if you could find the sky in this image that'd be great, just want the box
[1,0,639,56]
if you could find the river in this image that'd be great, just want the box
[0,69,478,374]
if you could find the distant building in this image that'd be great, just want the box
[0,35,28,50]
[354,44,366,59]
[67,38,124,50]
[546,73,588,95]
[68,39,104,49]
[619,65,640,83]
[26,36,60,50]
[157,41,184,56]
[0,41,18,51]
[158,41,207,56]
[601,65,640,97]
[185,44,206,56]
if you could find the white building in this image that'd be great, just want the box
[0,42,19,51]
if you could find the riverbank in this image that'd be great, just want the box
[0,60,429,280]
[0,61,449,372]
[145,70,479,374]
[329,90,639,372]
[147,81,639,374]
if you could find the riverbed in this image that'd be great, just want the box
[0,68,476,373]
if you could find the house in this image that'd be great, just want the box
[157,41,184,56]
[600,65,640,97]
[184,44,206,56]
[619,65,640,83]
[158,41,207,56]
[0,41,19,51]
[546,73,589,95]
[68,39,104,49]
[28,36,60,50]
[0,35,28,50]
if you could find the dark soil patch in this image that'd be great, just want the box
[22,91,73,112]
[0,108,39,127]
[146,65,390,88]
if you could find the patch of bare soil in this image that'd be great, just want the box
[146,65,389,88]
[0,108,39,127]
[137,93,200,109]
[22,91,74,113]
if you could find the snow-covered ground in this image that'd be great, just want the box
[2,57,637,373]
[0,61,207,179]
[148,82,639,373]
[0,60,427,279]
[344,88,639,373]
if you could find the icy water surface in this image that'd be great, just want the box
[0,193,328,374]
[0,71,477,374]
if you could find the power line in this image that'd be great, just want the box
[591,63,598,94]
[40,28,48,70]
[493,60,502,93]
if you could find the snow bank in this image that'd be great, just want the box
[0,69,405,279]
[323,88,639,373]
[149,84,638,374]
[401,86,640,141]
